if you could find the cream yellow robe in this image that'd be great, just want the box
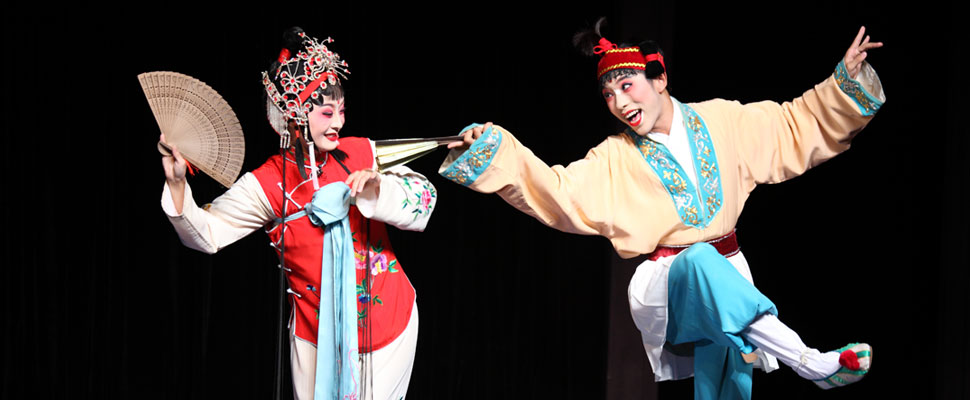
[439,61,885,381]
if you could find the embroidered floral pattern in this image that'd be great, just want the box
[440,124,502,186]
[400,176,437,221]
[357,282,382,306]
[353,239,399,276]
[348,232,396,327]
[834,60,882,116]
[356,284,382,327]
[627,101,724,228]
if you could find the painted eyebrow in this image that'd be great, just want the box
[602,78,634,91]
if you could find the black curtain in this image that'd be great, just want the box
[2,2,963,399]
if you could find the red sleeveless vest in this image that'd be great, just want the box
[251,137,415,352]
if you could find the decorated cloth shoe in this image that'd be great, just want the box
[813,343,872,389]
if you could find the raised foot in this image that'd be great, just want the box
[813,343,872,390]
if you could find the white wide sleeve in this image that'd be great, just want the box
[161,172,275,254]
[354,141,437,232]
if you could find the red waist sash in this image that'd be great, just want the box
[646,230,740,261]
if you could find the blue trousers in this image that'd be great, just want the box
[666,243,778,400]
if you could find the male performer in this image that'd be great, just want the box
[440,25,883,399]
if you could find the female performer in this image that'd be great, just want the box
[441,23,883,399]
[160,27,436,400]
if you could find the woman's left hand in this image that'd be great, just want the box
[844,26,883,79]
[346,169,381,197]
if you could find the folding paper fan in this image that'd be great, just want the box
[138,71,245,188]
[373,136,462,171]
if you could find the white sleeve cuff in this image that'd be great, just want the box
[355,175,395,219]
[856,62,886,103]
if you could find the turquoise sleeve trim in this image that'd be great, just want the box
[439,123,503,186]
[625,101,724,229]
[834,60,883,116]
[460,123,483,134]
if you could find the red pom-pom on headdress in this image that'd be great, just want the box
[278,48,291,64]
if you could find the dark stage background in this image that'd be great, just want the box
[2,2,965,399]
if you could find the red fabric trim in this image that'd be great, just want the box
[593,37,618,54]
[297,73,334,104]
[644,53,666,71]
[646,230,740,261]
[595,41,665,79]
[597,47,645,78]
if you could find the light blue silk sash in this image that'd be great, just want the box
[285,182,360,399]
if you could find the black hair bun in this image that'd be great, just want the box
[636,40,666,77]
[573,17,607,57]
[282,26,306,53]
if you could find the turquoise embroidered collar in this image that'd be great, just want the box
[626,99,723,228]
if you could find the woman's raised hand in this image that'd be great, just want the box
[345,169,382,197]
[160,133,186,213]
[160,133,187,184]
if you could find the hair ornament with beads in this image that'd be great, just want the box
[262,30,350,138]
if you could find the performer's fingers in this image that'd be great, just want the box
[172,145,184,163]
[345,171,359,187]
[463,129,477,145]
[356,173,366,195]
[357,173,372,195]
[350,176,360,196]
[462,129,473,141]
[851,26,866,49]
[345,172,359,195]
[482,122,493,137]
[855,51,868,66]
[364,172,379,194]
[860,41,883,52]
[350,171,373,196]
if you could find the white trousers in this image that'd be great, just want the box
[290,302,419,400]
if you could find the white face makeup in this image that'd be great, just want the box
[305,96,345,152]
[601,72,668,136]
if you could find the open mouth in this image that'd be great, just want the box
[324,132,339,141]
[624,109,642,127]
